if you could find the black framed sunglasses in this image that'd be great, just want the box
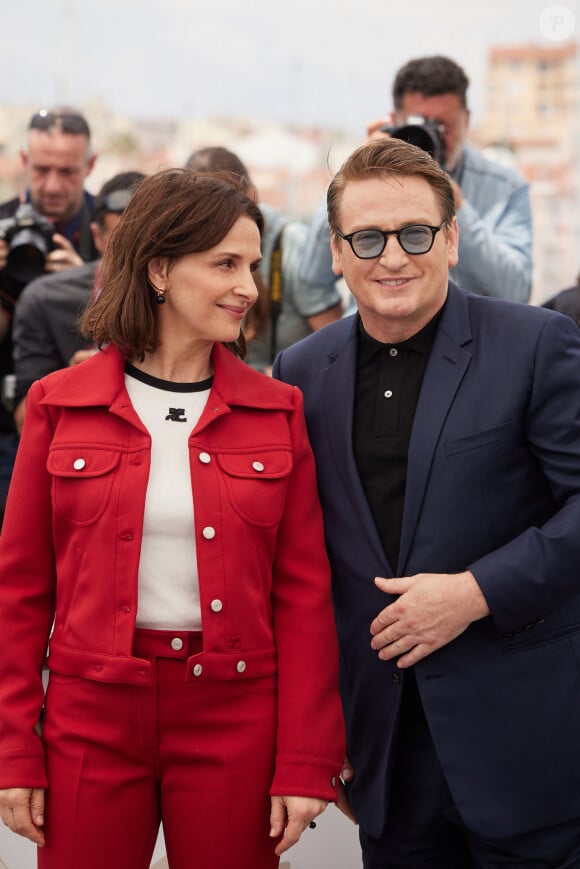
[336,221,446,259]
[28,109,91,138]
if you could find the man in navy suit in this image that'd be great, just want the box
[273,137,580,867]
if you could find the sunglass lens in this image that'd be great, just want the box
[29,111,89,136]
[352,231,385,258]
[400,226,432,254]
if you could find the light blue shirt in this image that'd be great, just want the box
[299,143,533,307]
[451,145,532,302]
[247,204,342,370]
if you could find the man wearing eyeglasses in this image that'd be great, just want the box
[0,107,98,508]
[273,137,580,866]
[300,54,532,313]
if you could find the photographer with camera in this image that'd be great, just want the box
[300,55,532,310]
[11,171,146,435]
[0,106,97,507]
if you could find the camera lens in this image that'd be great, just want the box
[390,124,445,165]
[7,228,49,283]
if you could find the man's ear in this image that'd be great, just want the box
[330,233,343,277]
[19,149,29,170]
[90,222,105,256]
[85,153,97,177]
[446,217,460,270]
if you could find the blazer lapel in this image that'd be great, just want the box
[398,286,473,573]
[321,317,393,573]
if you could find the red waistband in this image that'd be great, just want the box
[133,628,203,659]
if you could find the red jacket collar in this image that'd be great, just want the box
[39,343,295,411]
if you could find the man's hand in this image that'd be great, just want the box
[13,396,26,435]
[69,349,97,366]
[0,308,10,344]
[269,795,328,855]
[0,238,8,272]
[366,117,392,140]
[0,787,45,846]
[45,233,83,273]
[370,571,490,668]
[336,755,357,824]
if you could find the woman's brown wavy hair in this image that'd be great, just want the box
[81,167,263,361]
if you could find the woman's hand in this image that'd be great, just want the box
[269,794,328,856]
[0,787,45,846]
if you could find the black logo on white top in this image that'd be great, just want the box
[165,408,187,422]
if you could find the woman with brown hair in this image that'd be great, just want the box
[185,147,343,372]
[0,168,344,869]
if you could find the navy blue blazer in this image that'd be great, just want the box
[274,283,580,840]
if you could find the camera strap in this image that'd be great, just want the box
[77,196,96,262]
[269,225,286,364]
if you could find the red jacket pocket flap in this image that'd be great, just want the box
[216,450,292,480]
[47,447,121,478]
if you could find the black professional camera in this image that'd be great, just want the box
[380,115,446,167]
[0,203,56,283]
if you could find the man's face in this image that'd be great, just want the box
[331,175,458,344]
[392,92,470,172]
[91,212,122,257]
[20,129,96,223]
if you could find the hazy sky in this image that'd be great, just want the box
[2,0,578,135]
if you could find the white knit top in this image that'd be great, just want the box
[125,364,212,630]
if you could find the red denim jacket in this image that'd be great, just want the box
[0,343,344,798]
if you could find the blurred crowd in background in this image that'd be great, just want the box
[0,44,579,523]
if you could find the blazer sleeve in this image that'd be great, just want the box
[469,313,580,634]
[12,280,58,401]
[0,379,57,788]
[269,386,345,800]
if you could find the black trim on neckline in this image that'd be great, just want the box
[125,362,213,393]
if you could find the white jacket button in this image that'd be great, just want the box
[199,452,211,464]
[236,660,246,673]
[73,458,86,470]
[202,527,216,540]
[210,599,223,612]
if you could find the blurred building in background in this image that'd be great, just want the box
[474,40,579,303]
[0,101,356,228]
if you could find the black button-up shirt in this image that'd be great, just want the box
[353,308,443,570]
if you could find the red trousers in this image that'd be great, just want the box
[39,629,280,869]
